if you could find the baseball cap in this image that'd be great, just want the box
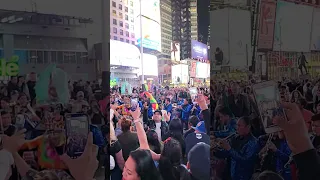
[192,121,206,134]
[188,142,210,180]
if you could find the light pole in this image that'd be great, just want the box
[101,0,110,96]
[139,0,144,85]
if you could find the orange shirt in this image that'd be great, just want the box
[20,135,67,170]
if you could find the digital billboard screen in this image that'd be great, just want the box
[110,40,140,68]
[191,40,208,60]
[138,53,158,76]
[196,62,209,78]
[135,0,161,52]
[172,64,189,84]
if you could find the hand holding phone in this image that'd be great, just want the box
[65,113,89,158]
[252,81,286,134]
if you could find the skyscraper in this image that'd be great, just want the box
[110,0,136,45]
[158,0,172,67]
[172,0,199,60]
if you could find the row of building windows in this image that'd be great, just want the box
[113,36,136,45]
[25,50,89,64]
[112,27,135,38]
[112,0,134,9]
[112,19,134,31]
[112,10,135,23]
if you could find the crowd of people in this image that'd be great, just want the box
[0,74,106,180]
[2,71,320,180]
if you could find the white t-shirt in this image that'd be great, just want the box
[155,122,162,141]
[0,149,14,180]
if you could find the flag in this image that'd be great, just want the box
[142,84,149,91]
[35,64,70,104]
[144,91,159,111]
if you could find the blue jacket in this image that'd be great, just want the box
[177,100,184,106]
[181,104,193,122]
[214,119,237,138]
[90,124,106,148]
[274,140,292,180]
[164,103,173,114]
[215,134,258,180]
[148,106,153,119]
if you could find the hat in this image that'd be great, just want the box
[192,121,206,133]
[188,142,210,180]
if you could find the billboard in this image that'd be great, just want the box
[138,53,158,76]
[135,0,161,52]
[196,62,209,78]
[257,0,277,50]
[191,40,208,60]
[311,8,320,51]
[172,64,189,84]
[190,61,197,78]
[110,40,140,68]
[171,41,181,61]
[273,1,313,52]
[210,8,252,69]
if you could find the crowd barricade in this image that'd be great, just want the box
[266,51,320,80]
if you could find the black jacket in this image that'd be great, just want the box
[148,120,169,141]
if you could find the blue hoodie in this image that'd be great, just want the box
[214,119,237,138]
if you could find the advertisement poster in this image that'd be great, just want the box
[311,8,320,51]
[190,61,197,78]
[171,41,181,61]
[195,62,209,78]
[273,1,313,52]
[191,40,208,60]
[258,0,276,50]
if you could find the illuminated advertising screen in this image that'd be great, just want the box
[196,62,209,78]
[110,40,140,68]
[273,1,313,52]
[135,0,161,52]
[172,64,189,84]
[138,53,158,76]
[171,41,181,61]
[311,8,320,51]
[191,40,208,60]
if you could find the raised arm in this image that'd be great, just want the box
[130,107,149,150]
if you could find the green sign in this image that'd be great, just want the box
[0,56,19,76]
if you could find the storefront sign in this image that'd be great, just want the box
[0,55,19,76]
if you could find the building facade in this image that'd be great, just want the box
[110,0,136,45]
[172,0,198,60]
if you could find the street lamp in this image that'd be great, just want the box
[139,0,144,85]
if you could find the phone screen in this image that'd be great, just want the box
[131,99,138,111]
[65,114,89,158]
[252,81,285,134]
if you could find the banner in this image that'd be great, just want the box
[257,0,276,50]
[35,64,69,104]
[190,61,197,78]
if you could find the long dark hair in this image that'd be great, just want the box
[159,138,191,180]
[130,149,162,180]
[146,130,161,154]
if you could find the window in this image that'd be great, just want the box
[112,1,116,7]
[119,4,122,10]
[130,9,134,15]
[113,27,117,33]
[131,33,135,38]
[130,17,134,23]
[119,12,123,19]
[57,52,63,64]
[126,39,130,43]
[112,10,117,16]
[125,23,129,29]
[120,38,124,42]
[125,7,128,12]
[119,21,123,27]
[129,1,133,7]
[114,36,118,40]
[125,15,128,21]
[125,31,129,37]
[113,19,117,25]
[37,51,43,63]
[120,29,124,35]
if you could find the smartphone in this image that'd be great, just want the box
[131,99,138,111]
[65,113,89,158]
[252,81,286,134]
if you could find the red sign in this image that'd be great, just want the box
[258,0,277,50]
[190,62,197,78]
